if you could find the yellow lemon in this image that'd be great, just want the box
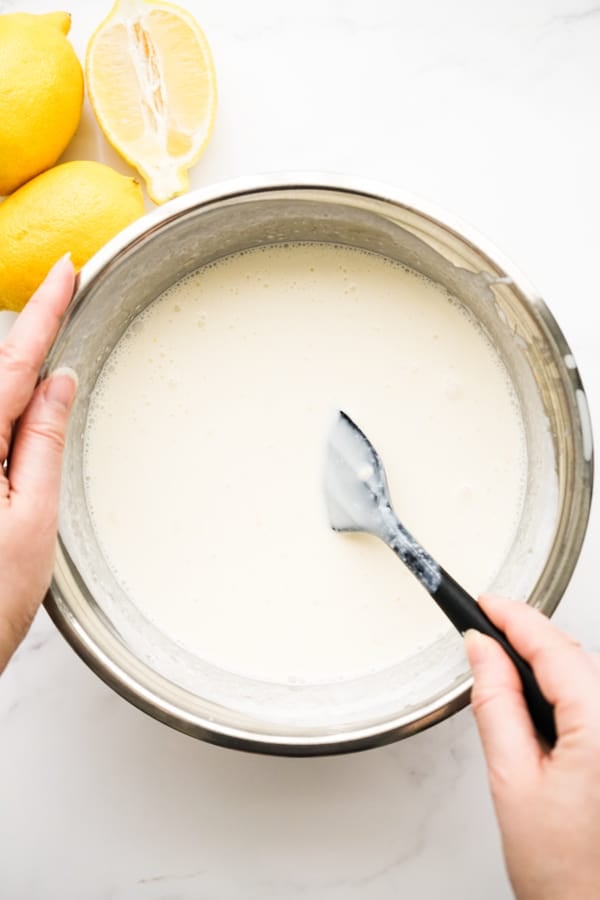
[0,161,145,312]
[0,12,84,196]
[86,0,217,205]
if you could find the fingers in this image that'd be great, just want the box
[478,595,600,736]
[0,254,75,462]
[8,368,78,520]
[466,629,542,787]
[0,460,8,505]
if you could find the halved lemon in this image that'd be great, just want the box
[86,0,217,204]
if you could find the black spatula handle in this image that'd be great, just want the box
[436,568,557,747]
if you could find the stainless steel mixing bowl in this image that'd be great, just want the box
[43,175,593,755]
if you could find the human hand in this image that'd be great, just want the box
[0,255,77,673]
[466,595,600,900]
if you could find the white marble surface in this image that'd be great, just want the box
[1,0,600,897]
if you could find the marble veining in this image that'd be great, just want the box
[554,5,600,22]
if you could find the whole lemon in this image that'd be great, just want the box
[0,12,84,195]
[0,160,145,311]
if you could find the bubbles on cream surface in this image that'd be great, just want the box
[83,243,527,684]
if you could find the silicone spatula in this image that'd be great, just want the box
[323,410,556,746]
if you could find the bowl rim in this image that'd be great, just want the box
[45,172,595,755]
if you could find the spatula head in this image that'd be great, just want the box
[324,411,393,537]
[324,411,442,593]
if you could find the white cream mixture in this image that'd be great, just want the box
[84,243,526,683]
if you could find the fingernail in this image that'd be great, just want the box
[46,367,78,410]
[464,629,486,665]
[46,252,73,282]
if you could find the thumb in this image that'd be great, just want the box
[9,367,78,518]
[465,629,541,788]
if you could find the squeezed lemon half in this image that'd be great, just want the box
[86,0,218,205]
